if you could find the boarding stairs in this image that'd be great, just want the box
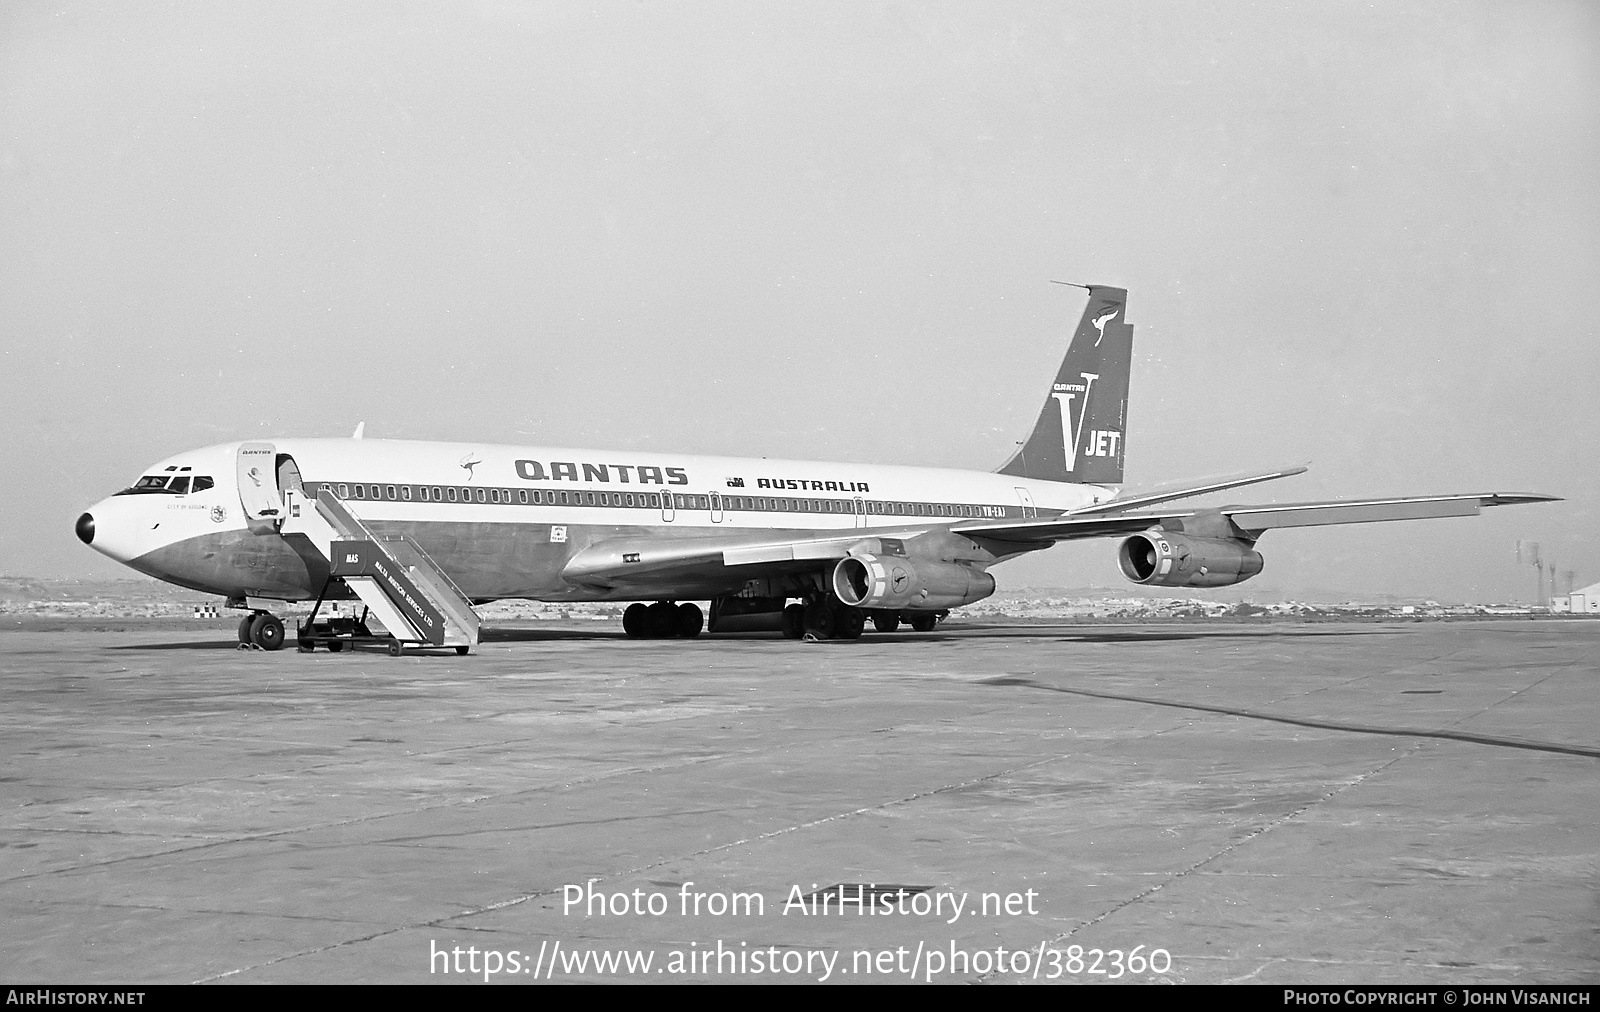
[280,489,480,654]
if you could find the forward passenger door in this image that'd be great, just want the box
[236,442,282,532]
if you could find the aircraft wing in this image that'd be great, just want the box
[562,492,1559,589]
[951,492,1561,546]
[561,529,905,588]
[564,515,1024,589]
[563,465,1317,584]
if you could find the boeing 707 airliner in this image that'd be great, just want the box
[75,286,1556,652]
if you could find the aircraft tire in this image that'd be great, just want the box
[622,603,649,638]
[780,604,805,639]
[871,612,900,633]
[676,602,704,638]
[803,600,837,639]
[647,602,677,638]
[837,606,865,640]
[237,615,255,644]
[909,613,938,633]
[250,613,286,651]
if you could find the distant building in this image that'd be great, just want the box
[1552,581,1600,614]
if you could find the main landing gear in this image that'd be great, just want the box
[237,611,286,651]
[786,597,866,640]
[619,598,946,641]
[623,601,704,639]
[782,601,944,640]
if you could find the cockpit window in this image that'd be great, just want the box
[115,476,178,495]
[114,474,216,495]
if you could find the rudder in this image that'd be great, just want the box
[997,284,1132,485]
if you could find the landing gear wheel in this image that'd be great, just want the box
[780,603,805,640]
[872,613,900,633]
[803,600,838,640]
[836,606,865,640]
[623,603,649,638]
[249,613,286,651]
[909,613,938,633]
[646,602,677,638]
[387,640,403,657]
[675,602,703,638]
[237,615,255,644]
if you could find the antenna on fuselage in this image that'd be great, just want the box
[352,422,365,440]
[1049,280,1092,291]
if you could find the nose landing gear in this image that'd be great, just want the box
[237,611,286,651]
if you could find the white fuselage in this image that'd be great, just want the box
[80,438,1112,602]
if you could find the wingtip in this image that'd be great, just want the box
[1254,463,1310,479]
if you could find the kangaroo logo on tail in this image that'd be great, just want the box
[1091,308,1119,345]
[997,285,1133,486]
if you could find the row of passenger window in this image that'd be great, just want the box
[314,482,1015,519]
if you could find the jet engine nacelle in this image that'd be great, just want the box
[832,554,996,610]
[1117,531,1264,588]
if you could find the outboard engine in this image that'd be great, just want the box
[1118,531,1264,588]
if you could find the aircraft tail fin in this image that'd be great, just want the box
[997,284,1133,485]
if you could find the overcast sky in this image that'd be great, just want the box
[2,1,1595,601]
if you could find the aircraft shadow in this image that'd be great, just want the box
[854,626,1404,645]
[103,625,1403,650]
[479,627,628,643]
[1043,628,1400,644]
[111,640,247,651]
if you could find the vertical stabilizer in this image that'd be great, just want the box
[998,285,1133,485]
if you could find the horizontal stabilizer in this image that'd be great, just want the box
[1070,464,1309,516]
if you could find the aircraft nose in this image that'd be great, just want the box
[76,512,95,545]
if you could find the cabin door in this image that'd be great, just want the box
[236,442,282,532]
[1014,487,1037,519]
